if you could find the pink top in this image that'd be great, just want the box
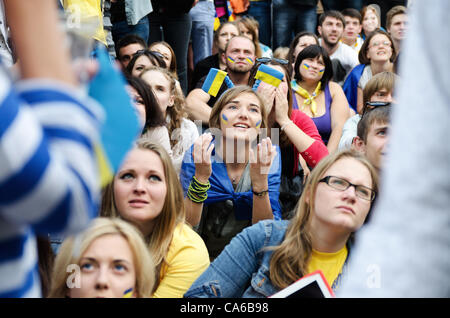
[291,110,329,171]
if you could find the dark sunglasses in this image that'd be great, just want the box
[256,57,289,65]
[119,49,164,62]
[362,101,391,118]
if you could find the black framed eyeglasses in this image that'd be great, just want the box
[256,57,289,65]
[362,101,391,118]
[319,176,376,201]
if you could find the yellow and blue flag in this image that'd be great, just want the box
[88,47,140,188]
[202,68,228,97]
[253,64,285,88]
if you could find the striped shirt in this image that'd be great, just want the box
[0,66,103,298]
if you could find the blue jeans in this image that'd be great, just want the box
[148,12,192,95]
[189,1,216,67]
[111,16,149,45]
[248,0,272,47]
[272,0,317,49]
[321,0,364,11]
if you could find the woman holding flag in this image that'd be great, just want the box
[180,86,281,259]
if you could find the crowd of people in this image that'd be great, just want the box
[1,0,448,299]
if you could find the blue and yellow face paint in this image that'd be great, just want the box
[302,63,311,70]
[123,288,133,298]
[255,119,262,129]
[227,56,235,64]
[221,114,229,125]
[319,68,325,74]
[245,57,254,65]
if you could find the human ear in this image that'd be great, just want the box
[352,136,366,154]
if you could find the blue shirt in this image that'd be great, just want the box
[184,220,289,298]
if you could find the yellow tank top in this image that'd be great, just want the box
[307,246,348,288]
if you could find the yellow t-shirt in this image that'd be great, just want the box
[307,246,348,289]
[152,223,210,298]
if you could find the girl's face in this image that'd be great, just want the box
[68,234,137,298]
[219,92,263,142]
[362,9,379,34]
[217,24,240,52]
[126,85,146,128]
[293,36,317,63]
[131,55,156,77]
[140,70,174,117]
[150,44,172,69]
[299,55,325,82]
[312,157,373,233]
[366,34,393,62]
[114,148,167,237]
[238,23,254,41]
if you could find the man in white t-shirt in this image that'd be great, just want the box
[318,10,359,85]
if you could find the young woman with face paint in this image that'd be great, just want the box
[180,86,282,260]
[292,45,350,153]
[49,218,156,298]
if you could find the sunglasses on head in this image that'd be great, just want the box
[120,50,164,62]
[256,57,289,65]
[362,101,391,118]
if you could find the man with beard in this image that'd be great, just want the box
[186,36,256,128]
[318,10,359,85]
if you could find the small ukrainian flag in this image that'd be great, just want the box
[254,64,285,88]
[202,68,228,97]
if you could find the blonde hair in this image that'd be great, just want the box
[140,66,187,148]
[268,150,379,289]
[48,217,156,298]
[100,141,185,291]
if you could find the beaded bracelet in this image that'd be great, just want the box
[187,176,211,203]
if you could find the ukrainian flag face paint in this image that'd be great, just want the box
[245,57,254,65]
[302,63,311,70]
[221,113,229,125]
[227,56,236,64]
[255,120,262,129]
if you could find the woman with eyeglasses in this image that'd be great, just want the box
[292,45,350,153]
[126,50,167,77]
[343,29,397,114]
[184,150,378,298]
[248,58,329,218]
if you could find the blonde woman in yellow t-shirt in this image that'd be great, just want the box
[101,140,210,298]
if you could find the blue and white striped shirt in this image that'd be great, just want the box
[0,67,103,298]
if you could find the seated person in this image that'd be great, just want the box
[184,150,379,297]
[339,71,397,151]
[190,21,239,92]
[353,101,392,173]
[186,35,256,129]
[180,86,281,259]
[292,44,350,153]
[115,34,148,70]
[100,140,210,297]
[343,29,396,114]
[48,218,155,298]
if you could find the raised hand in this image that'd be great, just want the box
[192,133,214,183]
[249,137,276,191]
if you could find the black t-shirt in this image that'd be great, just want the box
[190,54,220,92]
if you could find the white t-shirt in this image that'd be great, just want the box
[321,40,359,76]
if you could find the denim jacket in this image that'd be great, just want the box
[184,220,290,298]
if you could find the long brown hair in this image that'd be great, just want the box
[100,140,186,290]
[268,150,379,289]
